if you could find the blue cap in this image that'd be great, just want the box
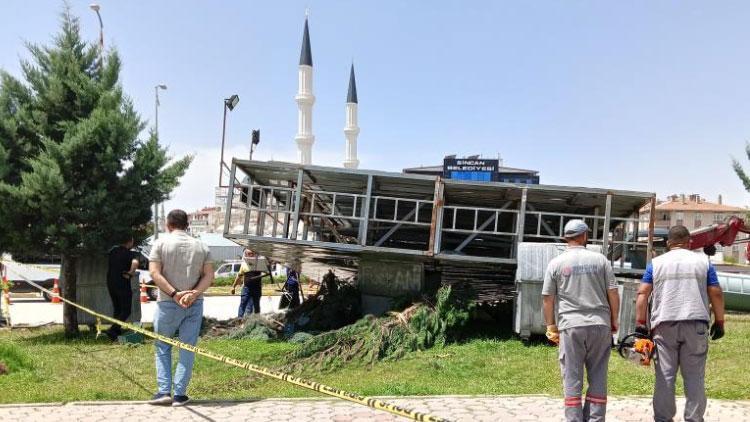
[563,219,589,238]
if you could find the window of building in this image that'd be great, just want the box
[714,213,723,223]
[694,213,702,228]
[676,212,684,225]
[662,213,669,221]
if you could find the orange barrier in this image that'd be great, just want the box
[139,285,149,303]
[51,279,62,304]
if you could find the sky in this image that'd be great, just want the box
[2,1,750,212]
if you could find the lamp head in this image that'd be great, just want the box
[225,94,240,111]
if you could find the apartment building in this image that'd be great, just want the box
[640,194,748,264]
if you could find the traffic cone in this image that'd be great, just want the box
[140,285,149,303]
[51,279,61,304]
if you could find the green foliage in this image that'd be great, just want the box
[0,340,34,373]
[0,6,191,256]
[723,255,739,264]
[0,278,12,290]
[226,314,281,341]
[213,276,235,287]
[289,285,475,371]
[733,142,750,196]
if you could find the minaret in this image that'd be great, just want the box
[343,64,360,169]
[295,16,315,165]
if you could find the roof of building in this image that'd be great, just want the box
[197,233,244,248]
[641,196,746,213]
[403,164,539,175]
[347,63,358,104]
[299,18,312,66]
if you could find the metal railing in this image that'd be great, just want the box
[442,206,518,236]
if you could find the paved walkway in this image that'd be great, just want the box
[1,396,749,421]
[6,295,281,327]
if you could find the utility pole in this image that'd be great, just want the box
[219,94,239,186]
[153,84,167,239]
[89,4,103,65]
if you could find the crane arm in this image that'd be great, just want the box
[689,216,750,260]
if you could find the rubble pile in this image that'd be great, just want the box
[200,270,362,340]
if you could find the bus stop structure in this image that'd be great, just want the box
[222,159,656,312]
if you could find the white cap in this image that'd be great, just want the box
[563,219,589,238]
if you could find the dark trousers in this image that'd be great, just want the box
[238,285,261,317]
[284,284,300,309]
[106,280,132,337]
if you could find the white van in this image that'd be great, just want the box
[214,261,243,279]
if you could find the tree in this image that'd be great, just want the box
[733,143,750,193]
[0,8,191,336]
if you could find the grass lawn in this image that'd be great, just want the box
[0,313,748,403]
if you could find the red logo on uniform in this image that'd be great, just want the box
[562,267,572,277]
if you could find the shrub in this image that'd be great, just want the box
[289,285,475,371]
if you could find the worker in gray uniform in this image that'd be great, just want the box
[542,219,620,422]
[635,225,725,422]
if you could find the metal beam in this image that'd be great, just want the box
[602,193,613,258]
[515,188,528,248]
[290,169,304,240]
[428,177,445,255]
[242,177,254,235]
[646,195,656,265]
[355,174,372,246]
[454,200,513,252]
[223,162,237,235]
[455,214,494,252]
[282,190,292,238]
[373,207,417,247]
[592,206,600,242]
[526,204,558,238]
[255,188,267,236]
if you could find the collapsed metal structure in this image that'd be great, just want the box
[223,160,656,302]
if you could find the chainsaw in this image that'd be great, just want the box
[618,332,656,367]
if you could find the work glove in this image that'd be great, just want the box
[710,320,725,340]
[545,324,560,345]
[635,323,650,337]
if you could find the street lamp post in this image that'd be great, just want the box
[153,84,167,239]
[89,4,103,63]
[249,129,260,160]
[219,94,239,186]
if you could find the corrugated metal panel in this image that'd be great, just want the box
[513,279,547,338]
[207,246,244,263]
[617,279,639,340]
[514,278,639,342]
[74,255,141,326]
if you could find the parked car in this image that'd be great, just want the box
[4,261,60,302]
[214,261,243,279]
[9,276,59,302]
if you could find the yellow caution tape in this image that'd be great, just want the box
[4,260,452,422]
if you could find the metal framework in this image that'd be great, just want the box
[223,160,655,275]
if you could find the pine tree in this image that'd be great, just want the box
[0,8,191,336]
[733,143,750,193]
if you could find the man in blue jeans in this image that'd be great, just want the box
[148,209,214,406]
[230,249,265,317]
